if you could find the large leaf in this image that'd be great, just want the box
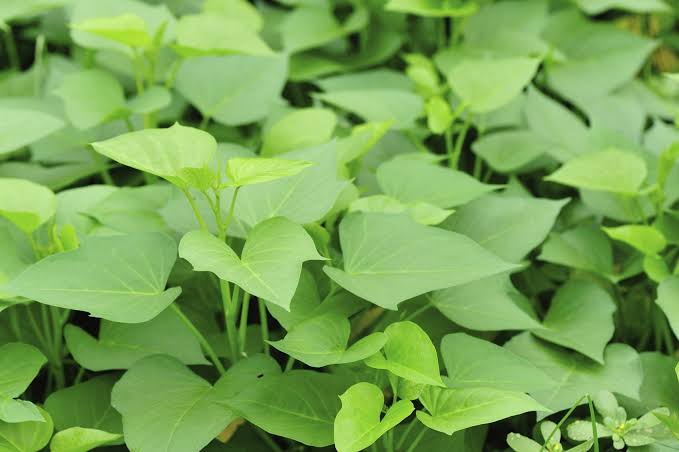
[269,313,386,367]
[175,55,287,126]
[45,375,122,434]
[92,123,216,190]
[224,370,352,447]
[0,407,53,452]
[0,108,64,155]
[316,90,423,129]
[71,13,153,48]
[441,333,554,393]
[545,148,647,194]
[179,217,324,309]
[111,355,236,452]
[376,157,499,208]
[505,333,642,413]
[64,308,208,371]
[324,213,516,309]
[446,57,540,113]
[417,386,546,435]
[443,195,568,262]
[54,70,127,130]
[334,382,414,452]
[432,274,542,331]
[0,178,56,234]
[0,343,46,423]
[8,233,181,323]
[365,321,444,387]
[50,427,122,452]
[532,280,616,363]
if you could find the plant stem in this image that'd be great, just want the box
[220,279,239,363]
[540,394,587,451]
[221,187,240,239]
[254,427,283,452]
[181,188,209,231]
[33,34,45,96]
[170,304,226,375]
[258,300,270,355]
[587,394,599,452]
[200,115,210,130]
[164,57,184,89]
[238,292,251,354]
[404,424,428,452]
[402,301,433,321]
[1,24,20,70]
[284,357,295,372]
[450,115,472,169]
[396,420,419,450]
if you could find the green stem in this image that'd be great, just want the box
[33,34,45,96]
[396,420,419,450]
[587,394,599,452]
[284,357,295,372]
[450,115,472,169]
[220,279,239,362]
[259,300,270,355]
[402,301,433,322]
[238,292,251,354]
[170,304,226,375]
[182,188,209,231]
[540,394,588,451]
[1,24,20,70]
[221,187,240,239]
[165,57,184,89]
[254,427,283,452]
[200,115,210,130]
[404,424,428,452]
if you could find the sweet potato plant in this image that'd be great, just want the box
[3,0,679,451]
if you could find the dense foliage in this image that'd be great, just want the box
[3,0,679,451]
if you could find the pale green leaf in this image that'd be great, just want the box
[127,86,171,115]
[348,195,454,226]
[0,108,64,155]
[602,224,666,255]
[656,277,679,341]
[574,0,669,14]
[0,407,53,452]
[50,427,122,452]
[71,13,153,48]
[0,178,56,234]
[334,382,414,452]
[225,157,313,187]
[7,233,181,323]
[539,224,614,276]
[316,90,423,129]
[0,343,46,423]
[385,0,478,17]
[261,108,336,156]
[426,96,453,134]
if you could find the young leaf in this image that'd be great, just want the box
[417,386,546,435]
[365,321,444,387]
[324,213,516,310]
[7,233,181,323]
[50,427,122,452]
[261,108,336,156]
[441,333,555,393]
[0,178,56,234]
[602,224,666,255]
[91,123,216,190]
[545,148,647,194]
[71,13,153,48]
[334,382,414,452]
[0,343,46,423]
[426,96,454,134]
[111,355,236,452]
[0,108,64,155]
[385,0,478,17]
[64,308,208,371]
[349,195,454,226]
[0,407,53,452]
[179,217,324,310]
[532,280,616,363]
[54,69,127,130]
[225,157,313,187]
[269,313,386,367]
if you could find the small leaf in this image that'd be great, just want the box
[50,427,122,452]
[602,224,666,255]
[225,157,313,187]
[92,123,216,190]
[261,108,336,156]
[8,233,181,323]
[179,217,324,309]
[0,407,53,452]
[71,13,152,48]
[334,382,414,452]
[0,343,46,423]
[545,148,647,194]
[0,178,56,234]
[365,321,444,387]
[507,432,541,452]
[426,96,453,134]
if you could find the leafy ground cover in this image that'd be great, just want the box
[3,0,679,451]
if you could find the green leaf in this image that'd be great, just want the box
[376,157,499,208]
[446,58,540,113]
[574,0,669,14]
[92,123,216,190]
[174,13,272,57]
[365,321,444,387]
[602,224,666,255]
[44,375,122,434]
[506,433,541,452]
[225,157,313,187]
[71,13,153,48]
[441,333,555,393]
[50,427,122,452]
[325,213,516,309]
[127,86,171,115]
[531,280,616,363]
[7,233,181,323]
[426,96,453,135]
[432,274,542,331]
[505,333,642,413]
[334,382,414,452]
[64,308,208,371]
[261,108,336,156]
[175,55,288,126]
[0,178,56,234]
[349,195,454,226]
[417,386,546,435]
[0,108,64,155]
[539,224,614,276]
[472,130,547,173]
[385,0,478,17]
[269,313,386,367]
[0,407,53,452]
[656,277,679,341]
[444,194,568,262]
[54,70,127,130]
[545,148,647,194]
[179,217,324,309]
[224,370,352,447]
[112,355,237,452]
[0,343,46,423]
